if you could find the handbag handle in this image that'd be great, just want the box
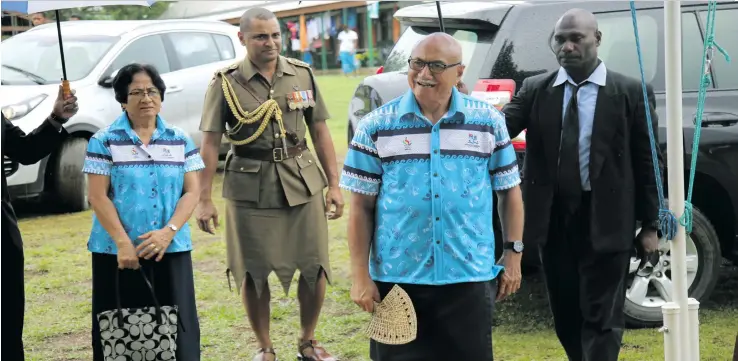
[114,267,165,326]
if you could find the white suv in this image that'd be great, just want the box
[1,19,243,212]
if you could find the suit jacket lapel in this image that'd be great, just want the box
[589,80,616,181]
[542,79,564,179]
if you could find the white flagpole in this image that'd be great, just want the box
[663,0,693,360]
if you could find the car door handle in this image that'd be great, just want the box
[167,85,184,94]
[695,112,738,127]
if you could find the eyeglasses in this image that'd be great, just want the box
[128,88,161,99]
[407,57,461,74]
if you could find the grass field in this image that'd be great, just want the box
[17,75,738,361]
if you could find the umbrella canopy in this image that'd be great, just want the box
[1,0,157,97]
[0,0,154,14]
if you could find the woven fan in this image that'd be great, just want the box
[364,284,417,345]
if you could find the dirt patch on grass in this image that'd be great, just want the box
[45,331,90,354]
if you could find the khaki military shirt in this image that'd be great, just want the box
[200,56,331,209]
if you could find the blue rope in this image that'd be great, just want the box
[629,1,729,239]
[684,1,731,234]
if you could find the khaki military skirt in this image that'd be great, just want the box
[224,192,331,297]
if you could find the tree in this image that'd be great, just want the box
[44,2,169,21]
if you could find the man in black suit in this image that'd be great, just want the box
[502,9,662,361]
[2,85,78,360]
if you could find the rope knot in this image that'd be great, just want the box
[659,208,679,241]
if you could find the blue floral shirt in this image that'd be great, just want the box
[339,88,521,285]
[82,113,205,254]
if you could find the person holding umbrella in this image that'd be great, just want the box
[2,85,79,361]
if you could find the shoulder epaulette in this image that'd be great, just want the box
[285,57,311,69]
[215,62,240,76]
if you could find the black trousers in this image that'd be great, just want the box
[370,280,496,361]
[91,252,201,361]
[2,238,25,361]
[541,193,630,361]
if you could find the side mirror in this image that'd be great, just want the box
[98,68,120,88]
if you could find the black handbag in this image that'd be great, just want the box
[96,268,180,361]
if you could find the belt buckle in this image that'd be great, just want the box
[272,147,285,162]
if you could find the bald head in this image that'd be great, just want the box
[240,7,277,33]
[407,32,465,108]
[412,32,463,63]
[552,8,601,80]
[556,8,598,35]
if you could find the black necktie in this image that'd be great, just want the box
[557,83,584,213]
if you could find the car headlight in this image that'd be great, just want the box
[1,94,48,121]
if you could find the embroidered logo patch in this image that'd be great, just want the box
[466,133,480,148]
[403,137,412,151]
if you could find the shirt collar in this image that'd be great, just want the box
[110,111,171,143]
[398,86,466,123]
[240,55,296,81]
[554,60,607,87]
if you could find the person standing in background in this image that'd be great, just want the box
[337,24,358,77]
[30,12,47,26]
[502,9,662,361]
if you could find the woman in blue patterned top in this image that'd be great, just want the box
[83,63,205,361]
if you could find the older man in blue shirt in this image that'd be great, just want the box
[340,33,524,361]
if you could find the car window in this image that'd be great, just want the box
[596,10,705,91]
[701,8,738,89]
[168,32,222,70]
[0,34,116,84]
[383,26,481,73]
[681,12,709,91]
[111,35,171,74]
[213,34,236,61]
[597,11,659,86]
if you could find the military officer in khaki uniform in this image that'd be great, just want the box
[196,8,343,361]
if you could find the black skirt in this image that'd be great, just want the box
[91,251,200,361]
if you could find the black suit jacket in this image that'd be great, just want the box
[503,70,663,253]
[2,114,68,250]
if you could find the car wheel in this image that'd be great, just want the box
[624,204,721,328]
[54,137,89,212]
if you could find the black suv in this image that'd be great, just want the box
[346,0,738,328]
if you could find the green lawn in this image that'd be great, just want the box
[18,75,738,360]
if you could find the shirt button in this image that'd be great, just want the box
[436,240,441,244]
[153,205,157,208]
[149,172,154,176]
[148,155,152,159]
[433,150,438,154]
[433,173,438,177]
[240,167,244,171]
[308,160,312,163]
[434,194,439,198]
[275,133,281,138]
[435,217,440,221]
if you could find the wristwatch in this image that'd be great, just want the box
[167,224,178,232]
[503,240,524,253]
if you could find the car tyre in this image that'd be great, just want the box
[54,137,89,212]
[624,203,722,328]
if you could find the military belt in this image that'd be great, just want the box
[233,139,308,163]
